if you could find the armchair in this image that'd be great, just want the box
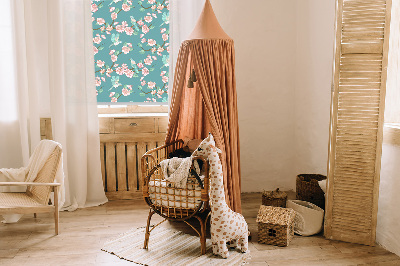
[0,145,62,234]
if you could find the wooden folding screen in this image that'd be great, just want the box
[325,0,392,245]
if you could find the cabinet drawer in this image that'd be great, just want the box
[99,117,114,134]
[157,117,168,133]
[114,118,155,133]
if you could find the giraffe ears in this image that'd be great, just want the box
[211,144,222,154]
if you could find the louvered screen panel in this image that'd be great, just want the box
[325,0,392,245]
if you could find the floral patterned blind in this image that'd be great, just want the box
[91,0,170,103]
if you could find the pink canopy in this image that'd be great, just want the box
[165,0,242,212]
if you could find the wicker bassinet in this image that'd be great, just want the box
[141,140,210,254]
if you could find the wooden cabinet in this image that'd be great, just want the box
[98,115,168,200]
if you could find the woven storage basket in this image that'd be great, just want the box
[262,188,287,208]
[256,205,296,247]
[296,174,326,209]
[287,200,324,236]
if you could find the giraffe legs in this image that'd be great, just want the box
[238,236,249,253]
[212,241,218,255]
[215,241,229,259]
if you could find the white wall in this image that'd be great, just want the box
[211,0,335,192]
[377,142,400,256]
[294,1,335,178]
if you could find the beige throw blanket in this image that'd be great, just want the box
[159,157,199,188]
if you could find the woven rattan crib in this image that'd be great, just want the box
[141,140,210,254]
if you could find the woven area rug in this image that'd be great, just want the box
[102,226,250,265]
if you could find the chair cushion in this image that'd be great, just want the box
[0,192,42,207]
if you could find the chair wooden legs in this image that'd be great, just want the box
[54,186,59,235]
[144,209,155,249]
[194,212,211,255]
[199,218,206,255]
[143,209,210,254]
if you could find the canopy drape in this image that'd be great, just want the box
[166,39,241,212]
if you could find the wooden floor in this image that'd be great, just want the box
[1,193,399,266]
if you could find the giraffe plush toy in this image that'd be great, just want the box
[192,133,248,258]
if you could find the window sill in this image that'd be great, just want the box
[97,104,168,115]
[98,113,168,118]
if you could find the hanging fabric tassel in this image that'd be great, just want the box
[191,69,197,82]
[187,77,194,88]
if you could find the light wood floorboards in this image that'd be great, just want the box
[1,193,399,265]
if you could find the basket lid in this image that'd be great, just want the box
[297,174,327,182]
[256,205,296,225]
[262,188,287,199]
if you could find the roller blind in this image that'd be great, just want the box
[325,0,392,245]
[91,0,170,104]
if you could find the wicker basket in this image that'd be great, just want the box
[262,188,287,208]
[296,174,326,209]
[256,205,296,247]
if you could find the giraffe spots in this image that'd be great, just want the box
[197,134,248,258]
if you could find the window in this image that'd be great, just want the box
[91,0,170,104]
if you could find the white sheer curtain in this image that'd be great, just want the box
[0,0,107,211]
[168,0,204,104]
[0,0,24,169]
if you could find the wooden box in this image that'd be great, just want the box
[256,205,296,247]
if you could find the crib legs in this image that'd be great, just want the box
[144,209,155,249]
[144,208,210,254]
[199,217,207,255]
[192,212,211,255]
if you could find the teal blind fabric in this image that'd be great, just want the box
[91,0,170,103]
